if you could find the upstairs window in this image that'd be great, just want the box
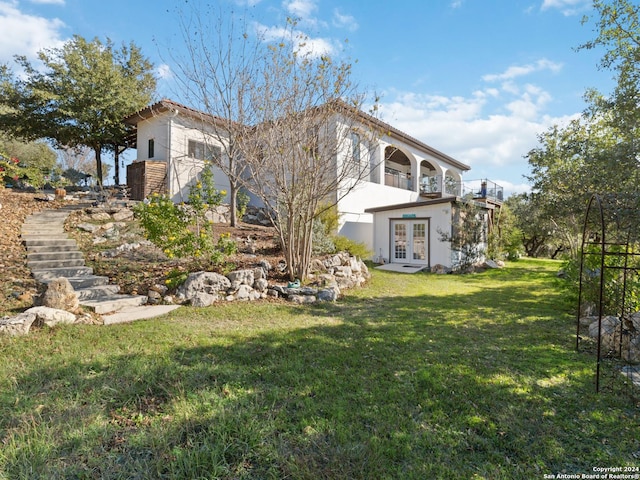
[188,140,221,161]
[148,139,155,159]
[351,132,361,164]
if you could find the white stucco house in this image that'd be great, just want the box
[123,99,502,269]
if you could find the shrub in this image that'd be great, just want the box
[236,189,250,220]
[311,204,371,258]
[333,235,372,259]
[134,164,237,264]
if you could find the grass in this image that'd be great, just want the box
[1,258,638,479]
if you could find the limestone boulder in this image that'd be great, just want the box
[227,269,255,289]
[26,306,76,327]
[289,295,316,304]
[112,208,134,222]
[317,286,340,302]
[41,278,79,313]
[0,312,38,336]
[178,271,231,299]
[190,292,218,307]
[253,278,269,292]
[235,284,253,301]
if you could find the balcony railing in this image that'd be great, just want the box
[385,168,412,191]
[461,179,504,203]
[420,175,462,197]
[384,171,503,202]
[420,175,441,194]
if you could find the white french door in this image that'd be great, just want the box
[391,220,428,265]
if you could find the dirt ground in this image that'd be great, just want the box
[0,188,286,316]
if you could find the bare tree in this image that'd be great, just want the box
[241,24,380,281]
[171,6,379,280]
[167,3,261,227]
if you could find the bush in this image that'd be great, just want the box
[333,235,371,259]
[134,164,237,264]
[236,189,250,220]
[311,204,371,258]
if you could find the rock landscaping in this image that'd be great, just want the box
[581,312,640,362]
[1,192,371,334]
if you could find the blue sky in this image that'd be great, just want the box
[0,0,615,194]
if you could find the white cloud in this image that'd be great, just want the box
[482,58,562,82]
[28,0,65,4]
[376,80,580,196]
[0,1,66,65]
[540,0,591,16]
[332,9,358,31]
[283,0,317,21]
[255,22,335,58]
[156,63,172,79]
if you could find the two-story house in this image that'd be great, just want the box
[124,99,502,269]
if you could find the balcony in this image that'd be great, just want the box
[461,179,504,203]
[419,175,461,198]
[385,167,412,191]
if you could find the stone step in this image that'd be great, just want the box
[28,258,85,270]
[23,238,78,248]
[21,204,175,323]
[33,266,94,280]
[22,225,66,233]
[102,305,181,325]
[75,284,120,300]
[26,243,79,253]
[24,214,70,222]
[27,251,84,262]
[22,234,72,243]
[80,294,148,314]
[65,275,110,290]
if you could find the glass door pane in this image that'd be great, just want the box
[394,223,407,260]
[413,223,426,260]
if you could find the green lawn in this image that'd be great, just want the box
[1,258,638,479]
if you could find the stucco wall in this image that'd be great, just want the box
[370,202,454,267]
[134,112,231,203]
[332,113,467,252]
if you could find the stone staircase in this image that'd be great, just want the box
[22,204,179,324]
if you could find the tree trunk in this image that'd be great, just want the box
[114,147,120,185]
[229,181,238,227]
[95,147,103,186]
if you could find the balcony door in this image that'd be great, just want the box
[391,219,429,265]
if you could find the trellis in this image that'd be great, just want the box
[576,194,640,394]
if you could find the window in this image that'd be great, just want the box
[148,139,154,159]
[351,132,361,164]
[188,140,221,161]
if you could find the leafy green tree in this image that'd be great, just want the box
[505,193,554,258]
[580,0,640,138]
[0,133,57,182]
[525,0,640,257]
[487,202,523,261]
[0,35,156,186]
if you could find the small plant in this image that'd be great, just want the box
[134,194,195,258]
[311,204,371,258]
[311,217,335,255]
[164,269,189,290]
[236,189,250,220]
[134,164,237,264]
